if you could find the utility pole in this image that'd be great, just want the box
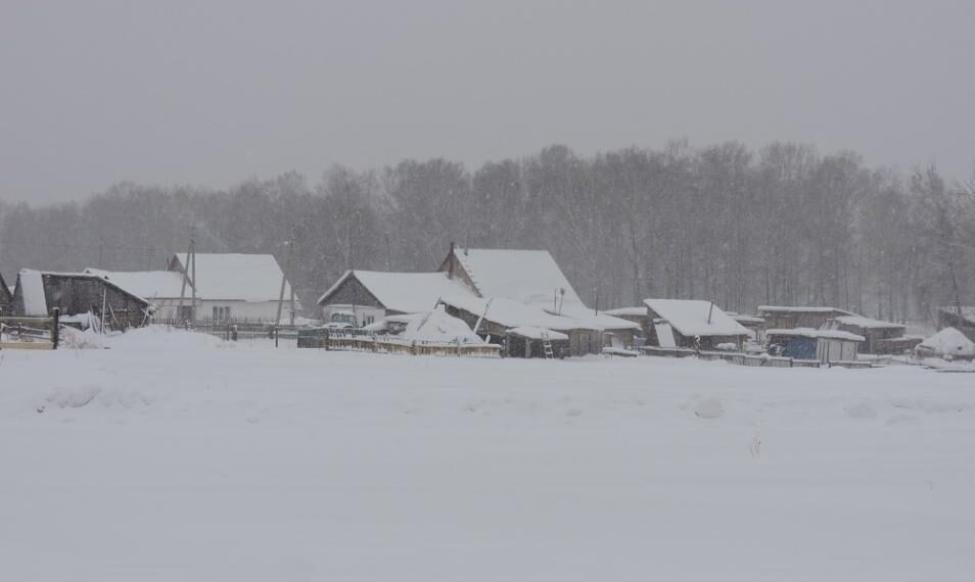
[274,234,295,336]
[177,228,196,325]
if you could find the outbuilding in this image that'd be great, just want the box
[766,328,864,364]
[644,298,751,350]
[757,305,852,331]
[12,269,150,330]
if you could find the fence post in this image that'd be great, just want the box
[52,308,60,350]
[274,327,279,348]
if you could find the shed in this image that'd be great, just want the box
[829,315,911,354]
[766,328,864,364]
[757,305,852,331]
[11,269,150,330]
[505,326,570,359]
[643,299,751,350]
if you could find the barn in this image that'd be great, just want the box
[438,246,639,349]
[11,269,150,330]
[317,270,475,327]
[766,328,864,364]
[644,298,751,350]
[437,294,599,358]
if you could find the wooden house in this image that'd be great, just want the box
[0,272,12,314]
[828,315,919,354]
[644,298,751,350]
[766,328,864,364]
[317,270,475,327]
[604,306,652,338]
[938,307,975,342]
[757,306,852,330]
[12,269,150,330]
[438,245,639,349]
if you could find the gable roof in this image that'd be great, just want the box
[318,270,475,314]
[446,247,583,307]
[85,268,189,301]
[16,269,150,316]
[0,272,11,306]
[170,253,296,303]
[439,294,598,332]
[644,298,750,338]
[832,314,905,331]
[757,305,853,315]
[766,328,865,342]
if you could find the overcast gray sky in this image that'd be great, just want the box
[2,0,973,204]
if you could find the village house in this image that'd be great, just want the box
[644,298,751,350]
[437,245,640,349]
[317,270,474,327]
[766,328,864,364]
[165,253,301,324]
[11,269,150,330]
[938,307,975,342]
[604,306,652,338]
[757,305,852,330]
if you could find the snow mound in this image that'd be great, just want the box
[37,384,153,413]
[402,307,484,344]
[59,326,107,349]
[693,397,725,419]
[917,327,975,360]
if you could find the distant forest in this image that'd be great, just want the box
[1,142,973,323]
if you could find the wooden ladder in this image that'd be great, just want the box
[541,332,555,359]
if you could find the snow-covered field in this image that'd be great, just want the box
[1,327,973,581]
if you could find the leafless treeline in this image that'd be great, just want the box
[1,142,973,322]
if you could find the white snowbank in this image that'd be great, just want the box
[2,332,975,580]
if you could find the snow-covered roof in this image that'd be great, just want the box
[766,328,865,342]
[507,326,570,341]
[440,294,597,332]
[449,247,583,307]
[758,305,851,315]
[917,327,975,358]
[85,268,188,301]
[170,253,296,303]
[319,270,475,314]
[18,269,47,316]
[644,298,750,338]
[604,306,648,317]
[730,314,765,325]
[555,303,640,331]
[833,315,906,330]
[401,306,485,344]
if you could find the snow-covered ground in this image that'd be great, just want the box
[1,327,973,581]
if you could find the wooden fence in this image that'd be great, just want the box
[0,309,60,350]
[298,328,501,358]
[641,345,873,369]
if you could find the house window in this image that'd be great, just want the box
[363,315,375,326]
[212,306,231,321]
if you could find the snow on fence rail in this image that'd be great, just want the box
[299,328,501,358]
[640,345,873,369]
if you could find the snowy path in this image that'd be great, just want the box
[1,328,973,581]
